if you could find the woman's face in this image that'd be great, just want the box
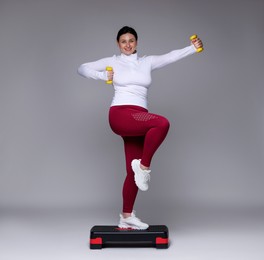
[117,33,137,55]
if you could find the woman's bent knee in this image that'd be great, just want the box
[161,117,170,131]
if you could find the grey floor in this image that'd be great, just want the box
[1,205,264,260]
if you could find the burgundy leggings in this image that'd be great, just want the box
[109,105,170,213]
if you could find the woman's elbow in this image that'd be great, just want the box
[77,64,86,76]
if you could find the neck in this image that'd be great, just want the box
[121,50,137,56]
[120,52,138,59]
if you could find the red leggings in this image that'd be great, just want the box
[109,105,170,213]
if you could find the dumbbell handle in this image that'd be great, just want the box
[106,66,113,84]
[190,35,203,53]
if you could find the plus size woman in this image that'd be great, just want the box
[78,26,203,230]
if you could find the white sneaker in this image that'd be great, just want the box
[118,211,149,230]
[131,159,151,191]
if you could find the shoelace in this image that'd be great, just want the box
[134,216,142,223]
[130,214,144,223]
[122,214,141,222]
[143,172,150,182]
[131,211,141,221]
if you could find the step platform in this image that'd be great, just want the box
[90,225,169,249]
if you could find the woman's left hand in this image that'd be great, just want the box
[191,37,203,50]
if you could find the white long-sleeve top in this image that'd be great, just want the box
[78,45,196,109]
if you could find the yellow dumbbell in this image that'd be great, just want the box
[106,66,113,84]
[190,35,203,53]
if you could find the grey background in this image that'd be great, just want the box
[1,0,263,210]
[0,0,263,259]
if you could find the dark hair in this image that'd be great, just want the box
[116,26,138,42]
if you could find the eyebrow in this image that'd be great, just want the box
[121,38,135,42]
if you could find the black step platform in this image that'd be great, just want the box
[90,225,169,249]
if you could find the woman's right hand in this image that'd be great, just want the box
[107,69,114,81]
